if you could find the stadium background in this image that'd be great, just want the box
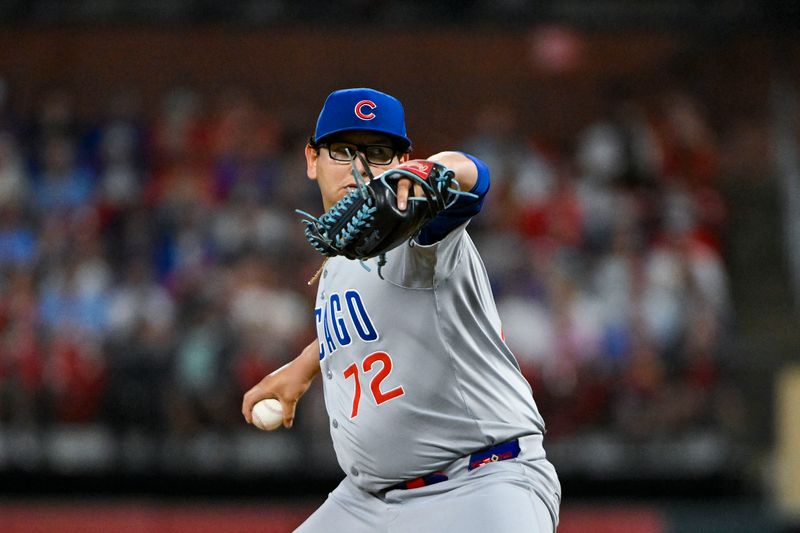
[0,1,799,531]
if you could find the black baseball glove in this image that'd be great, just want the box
[297,155,470,277]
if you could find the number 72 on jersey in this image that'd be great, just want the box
[343,351,405,418]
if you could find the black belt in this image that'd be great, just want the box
[389,439,521,491]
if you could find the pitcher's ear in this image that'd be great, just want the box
[305,143,319,180]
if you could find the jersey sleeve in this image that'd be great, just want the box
[415,153,490,246]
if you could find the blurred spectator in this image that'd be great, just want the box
[104,261,175,433]
[166,302,230,436]
[38,209,111,336]
[38,254,110,337]
[462,104,547,188]
[0,270,43,427]
[107,259,175,341]
[210,199,294,260]
[657,91,720,189]
[0,206,37,270]
[96,115,144,210]
[44,331,107,424]
[0,131,30,208]
[28,87,83,145]
[32,134,95,215]
[149,87,208,168]
[209,87,284,203]
[576,93,662,189]
[226,254,306,353]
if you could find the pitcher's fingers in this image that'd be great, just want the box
[281,399,297,429]
[242,389,269,424]
[242,394,255,424]
[397,179,411,210]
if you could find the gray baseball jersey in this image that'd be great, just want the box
[313,221,560,522]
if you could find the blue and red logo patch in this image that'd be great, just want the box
[354,99,377,120]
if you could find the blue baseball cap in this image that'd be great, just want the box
[313,88,412,151]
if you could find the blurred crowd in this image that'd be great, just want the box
[0,79,743,456]
[465,94,743,442]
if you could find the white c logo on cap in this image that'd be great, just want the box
[354,100,377,120]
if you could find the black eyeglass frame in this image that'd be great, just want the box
[318,141,400,166]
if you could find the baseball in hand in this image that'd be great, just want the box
[251,399,284,431]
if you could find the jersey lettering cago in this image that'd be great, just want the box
[316,289,379,359]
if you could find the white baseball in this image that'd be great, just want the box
[251,398,284,431]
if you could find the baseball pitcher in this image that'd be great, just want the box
[243,88,561,532]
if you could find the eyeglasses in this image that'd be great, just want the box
[322,142,398,165]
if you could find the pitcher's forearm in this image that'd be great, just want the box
[427,151,478,192]
[288,339,321,383]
